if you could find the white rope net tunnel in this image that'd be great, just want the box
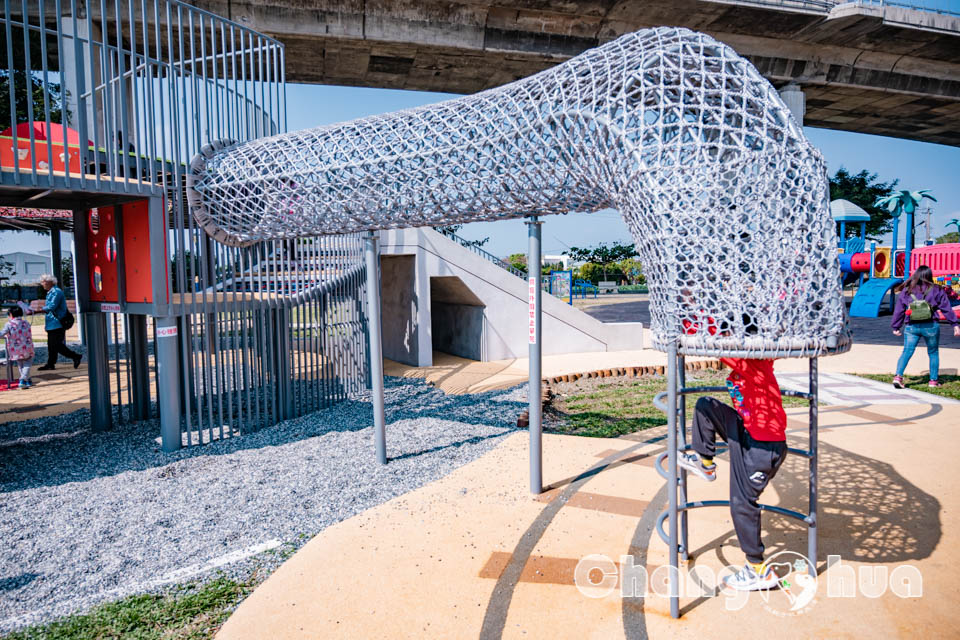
[187,26,852,359]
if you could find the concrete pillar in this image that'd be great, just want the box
[128,314,151,420]
[779,84,806,124]
[83,311,112,431]
[414,242,433,366]
[156,317,182,451]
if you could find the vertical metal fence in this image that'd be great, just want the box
[1,0,369,445]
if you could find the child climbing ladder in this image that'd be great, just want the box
[678,357,788,591]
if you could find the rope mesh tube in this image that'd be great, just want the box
[187,27,852,358]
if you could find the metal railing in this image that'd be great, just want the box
[704,0,834,12]
[708,0,960,16]
[436,227,528,279]
[850,0,960,16]
[0,0,285,195]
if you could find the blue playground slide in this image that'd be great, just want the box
[849,278,900,318]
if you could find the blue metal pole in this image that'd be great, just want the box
[905,211,914,279]
[891,213,901,279]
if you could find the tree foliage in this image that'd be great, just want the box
[564,242,637,280]
[507,252,526,272]
[0,254,15,281]
[617,257,644,284]
[936,231,959,245]
[829,167,898,241]
[0,30,68,126]
[170,251,199,294]
[59,256,73,289]
[434,224,490,248]
[0,71,66,126]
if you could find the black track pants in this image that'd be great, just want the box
[691,396,787,563]
[45,327,80,368]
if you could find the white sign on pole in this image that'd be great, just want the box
[528,277,537,344]
[157,326,178,338]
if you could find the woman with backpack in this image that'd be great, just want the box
[891,264,960,388]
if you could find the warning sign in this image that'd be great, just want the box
[157,326,178,338]
[528,277,537,344]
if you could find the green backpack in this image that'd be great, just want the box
[908,294,933,322]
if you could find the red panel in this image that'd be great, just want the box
[1,122,87,174]
[121,200,154,304]
[87,207,120,302]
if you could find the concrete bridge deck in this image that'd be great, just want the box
[194,0,960,146]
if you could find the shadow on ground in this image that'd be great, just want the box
[659,438,942,620]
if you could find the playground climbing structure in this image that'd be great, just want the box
[188,27,852,618]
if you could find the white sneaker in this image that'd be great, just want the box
[724,563,779,591]
[676,449,716,482]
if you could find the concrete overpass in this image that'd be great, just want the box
[194,0,960,146]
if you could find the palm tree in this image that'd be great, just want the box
[947,218,960,235]
[874,190,937,278]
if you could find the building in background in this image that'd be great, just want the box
[1,249,73,285]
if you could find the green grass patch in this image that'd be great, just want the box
[3,574,258,640]
[858,373,960,401]
[546,369,810,439]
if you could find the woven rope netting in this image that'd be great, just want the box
[187,27,852,358]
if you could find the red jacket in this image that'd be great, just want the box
[719,358,786,442]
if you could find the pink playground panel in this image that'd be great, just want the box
[910,243,960,276]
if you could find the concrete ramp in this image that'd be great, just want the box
[379,228,643,365]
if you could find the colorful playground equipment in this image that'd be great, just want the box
[833,198,872,288]
[846,190,937,317]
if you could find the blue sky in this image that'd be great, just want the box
[3,82,959,259]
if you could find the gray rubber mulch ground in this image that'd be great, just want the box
[0,377,523,633]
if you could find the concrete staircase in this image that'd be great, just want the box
[378,227,643,366]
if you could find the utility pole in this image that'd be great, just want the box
[916,207,933,245]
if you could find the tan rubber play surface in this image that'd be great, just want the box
[217,398,957,639]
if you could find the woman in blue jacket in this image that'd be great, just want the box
[891,265,960,388]
[33,274,82,371]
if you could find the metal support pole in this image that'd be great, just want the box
[84,311,112,431]
[678,354,688,561]
[50,227,63,289]
[905,211,914,279]
[274,306,294,420]
[808,357,818,575]
[667,343,679,618]
[526,216,543,495]
[156,316,182,452]
[891,215,901,279]
[364,232,387,464]
[128,314,150,420]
